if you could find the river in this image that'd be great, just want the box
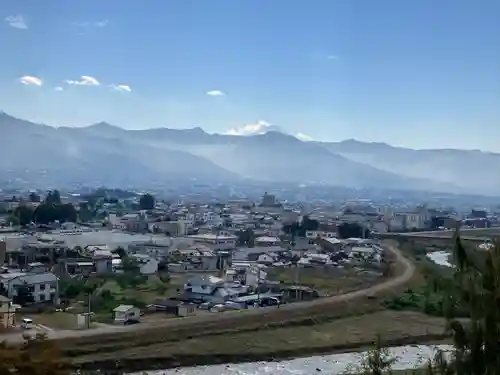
[132,344,452,375]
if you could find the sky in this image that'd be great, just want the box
[1,0,499,151]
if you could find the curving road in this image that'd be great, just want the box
[1,243,414,343]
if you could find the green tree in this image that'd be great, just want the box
[45,190,61,205]
[13,205,34,226]
[28,192,41,202]
[360,232,500,375]
[139,193,155,210]
[33,203,77,224]
[337,222,367,239]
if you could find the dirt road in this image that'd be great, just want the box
[1,243,414,343]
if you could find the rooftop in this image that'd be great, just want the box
[188,233,237,241]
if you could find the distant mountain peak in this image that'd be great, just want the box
[86,121,122,130]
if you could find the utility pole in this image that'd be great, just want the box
[295,263,300,300]
[87,292,92,329]
[256,266,261,305]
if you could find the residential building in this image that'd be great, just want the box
[113,304,140,324]
[254,236,281,247]
[182,274,247,303]
[149,220,190,236]
[167,246,219,273]
[0,271,59,305]
[261,192,277,207]
[305,230,337,239]
[187,233,237,251]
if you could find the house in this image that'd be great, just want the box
[0,295,17,329]
[305,231,337,239]
[149,220,190,236]
[182,275,246,303]
[57,258,95,276]
[225,262,267,287]
[187,233,237,251]
[184,275,224,294]
[254,236,281,247]
[167,246,219,273]
[0,271,59,305]
[152,299,196,317]
[113,304,141,324]
[317,237,345,252]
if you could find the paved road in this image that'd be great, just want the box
[1,243,414,344]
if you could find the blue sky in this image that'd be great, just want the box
[1,0,499,151]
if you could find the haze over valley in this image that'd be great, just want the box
[1,112,498,196]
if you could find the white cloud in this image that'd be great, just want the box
[5,15,28,29]
[225,120,280,136]
[54,86,64,91]
[65,75,100,86]
[94,20,109,28]
[295,132,313,142]
[110,84,132,93]
[327,55,339,60]
[73,20,109,28]
[19,75,42,86]
[206,90,226,97]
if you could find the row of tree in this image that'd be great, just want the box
[282,218,368,240]
[9,190,77,226]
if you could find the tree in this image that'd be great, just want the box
[45,190,61,205]
[337,222,367,239]
[33,203,77,224]
[111,246,127,259]
[236,229,255,247]
[301,215,319,231]
[13,205,34,226]
[139,193,155,210]
[28,192,41,202]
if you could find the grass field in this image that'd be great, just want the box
[267,266,382,296]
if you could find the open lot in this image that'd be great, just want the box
[267,266,382,296]
[24,312,78,330]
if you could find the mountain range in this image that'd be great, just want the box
[0,112,497,196]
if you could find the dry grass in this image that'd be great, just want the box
[267,266,381,295]
[26,312,77,330]
[72,310,451,364]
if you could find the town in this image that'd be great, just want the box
[0,187,497,337]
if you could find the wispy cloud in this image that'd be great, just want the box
[54,86,64,92]
[295,132,313,142]
[5,15,28,29]
[225,120,281,136]
[65,76,100,86]
[19,75,42,86]
[110,84,132,93]
[94,20,109,28]
[206,90,226,97]
[327,55,339,60]
[73,20,109,28]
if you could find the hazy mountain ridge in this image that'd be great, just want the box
[0,113,493,194]
[319,139,500,195]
